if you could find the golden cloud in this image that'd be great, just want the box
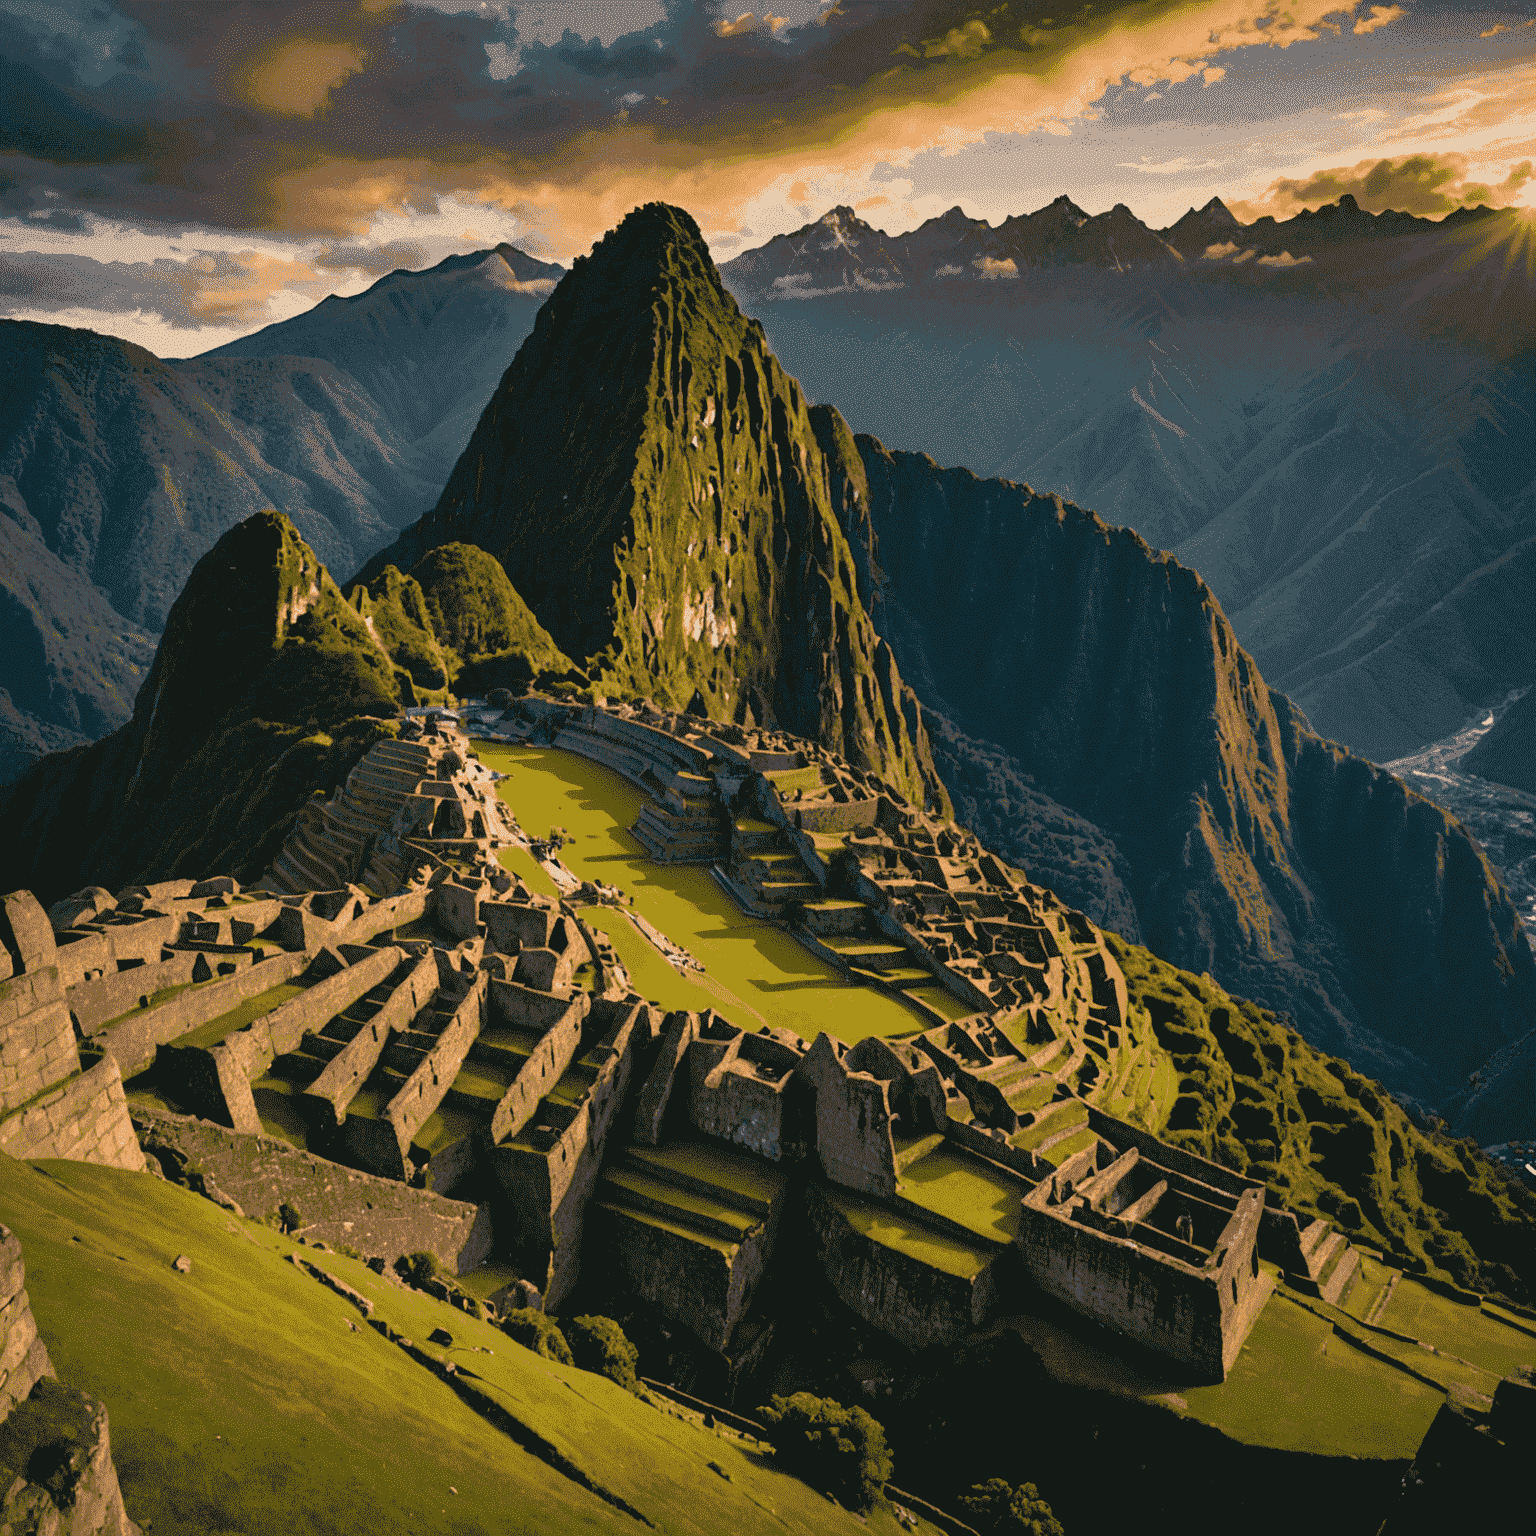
[1352,6,1404,37]
[238,0,1449,262]
[1231,152,1536,220]
[237,39,369,117]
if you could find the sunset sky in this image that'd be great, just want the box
[1,0,1532,353]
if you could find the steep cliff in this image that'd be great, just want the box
[0,512,410,905]
[358,203,947,813]
[828,433,1535,1128]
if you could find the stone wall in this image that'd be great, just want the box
[0,1058,144,1171]
[805,1182,1003,1351]
[87,950,307,1078]
[0,1225,53,1417]
[135,1108,493,1273]
[800,1033,898,1198]
[1,893,76,1120]
[0,1225,138,1535]
[1016,1196,1230,1378]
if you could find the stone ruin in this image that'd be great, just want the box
[0,693,1368,1399]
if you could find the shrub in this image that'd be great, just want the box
[398,1250,440,1289]
[566,1315,642,1395]
[500,1309,573,1366]
[276,1201,303,1235]
[959,1478,1064,1536]
[757,1392,892,1511]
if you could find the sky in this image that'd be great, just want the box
[1,0,1532,354]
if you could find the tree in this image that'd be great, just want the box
[566,1315,642,1395]
[958,1477,1064,1536]
[757,1393,893,1511]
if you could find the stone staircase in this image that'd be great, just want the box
[1289,1218,1361,1307]
[722,818,819,918]
[631,767,729,863]
[269,739,438,895]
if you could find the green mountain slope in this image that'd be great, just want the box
[1109,935,1536,1297]
[356,203,947,813]
[0,512,410,905]
[0,1153,917,1536]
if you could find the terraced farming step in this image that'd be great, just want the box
[598,1165,762,1244]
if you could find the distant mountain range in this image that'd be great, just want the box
[0,243,561,780]
[720,196,1536,766]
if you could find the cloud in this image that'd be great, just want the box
[716,13,790,39]
[1232,151,1536,220]
[974,254,1018,278]
[236,39,370,117]
[1116,156,1225,175]
[1480,23,1508,38]
[2,0,1521,341]
[1352,6,1404,37]
[1202,240,1240,257]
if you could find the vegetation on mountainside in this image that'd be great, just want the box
[959,1479,1064,1536]
[349,564,453,700]
[0,515,577,904]
[759,1393,893,1512]
[356,203,949,813]
[501,1308,574,1365]
[566,1315,644,1396]
[409,542,573,676]
[1109,934,1536,1299]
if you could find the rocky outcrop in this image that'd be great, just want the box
[825,433,1535,1123]
[358,203,949,814]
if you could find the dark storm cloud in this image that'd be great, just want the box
[0,0,1056,235]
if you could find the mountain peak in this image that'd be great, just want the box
[358,201,949,810]
[821,204,861,225]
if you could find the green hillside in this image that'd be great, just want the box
[1,1154,928,1536]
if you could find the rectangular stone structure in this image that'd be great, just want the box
[298,951,439,1131]
[87,949,307,1078]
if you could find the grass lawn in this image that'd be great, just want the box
[899,1145,1025,1244]
[478,743,926,1044]
[1378,1278,1536,1380]
[823,1185,998,1280]
[2,1154,930,1536]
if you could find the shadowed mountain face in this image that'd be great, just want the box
[816,427,1536,1133]
[0,245,561,785]
[721,199,1536,764]
[358,202,948,813]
